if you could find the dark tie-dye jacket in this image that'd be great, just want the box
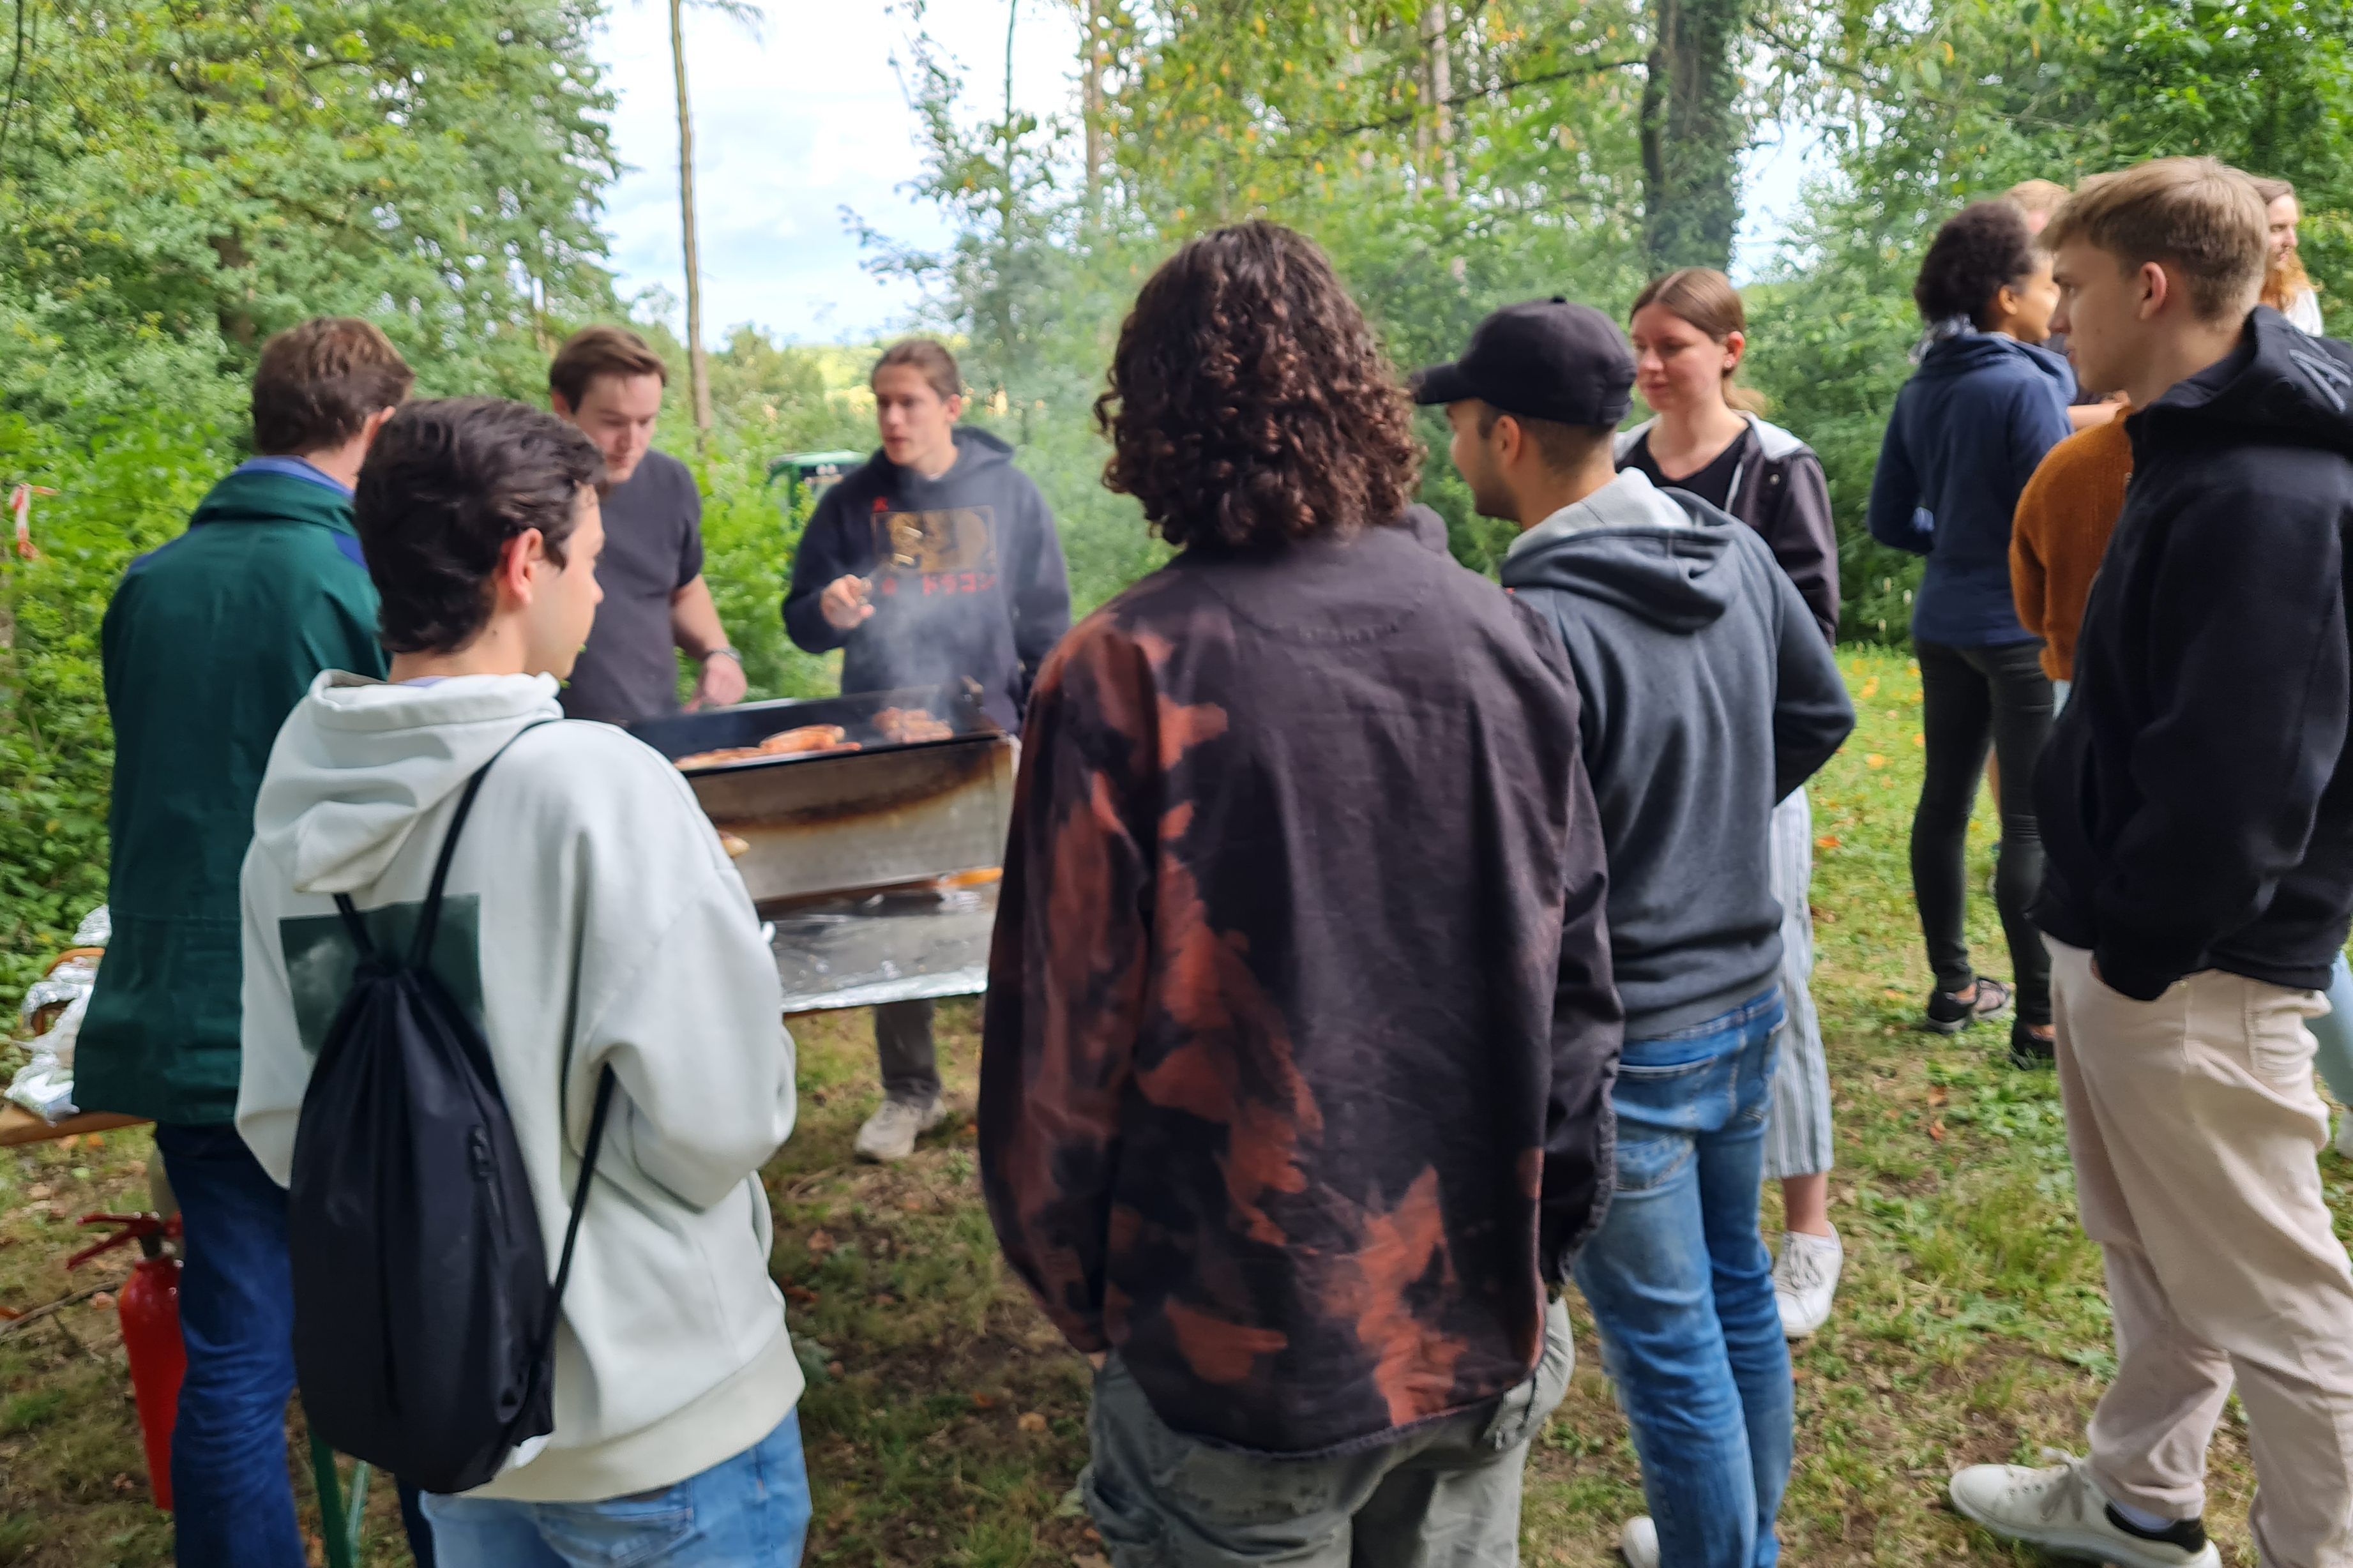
[979,525,1621,1457]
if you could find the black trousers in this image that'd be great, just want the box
[1912,638,2054,1026]
[875,998,940,1103]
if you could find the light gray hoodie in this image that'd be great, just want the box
[237,671,801,1502]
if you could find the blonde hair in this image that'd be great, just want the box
[2043,158,2268,322]
[1630,268,1768,414]
[2250,176,2318,310]
[2005,179,2073,220]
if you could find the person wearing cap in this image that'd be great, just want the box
[1418,300,1853,1568]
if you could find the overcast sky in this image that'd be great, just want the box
[589,3,1812,348]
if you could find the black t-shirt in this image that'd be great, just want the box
[560,449,704,725]
[1624,429,1744,511]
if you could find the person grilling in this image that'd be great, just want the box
[783,339,1072,1164]
[547,324,747,724]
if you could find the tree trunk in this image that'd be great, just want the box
[1639,0,1747,273]
[669,0,713,441]
[1080,0,1107,215]
[210,232,257,350]
[1421,3,1456,199]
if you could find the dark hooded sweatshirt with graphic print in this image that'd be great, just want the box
[978,522,1623,1458]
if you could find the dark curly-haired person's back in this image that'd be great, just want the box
[978,221,1624,1564]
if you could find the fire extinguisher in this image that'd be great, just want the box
[68,1212,186,1511]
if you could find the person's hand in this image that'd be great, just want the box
[687,649,748,711]
[821,575,876,632]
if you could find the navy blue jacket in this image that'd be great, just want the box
[783,429,1071,732]
[1866,332,2075,647]
[2034,310,2353,1000]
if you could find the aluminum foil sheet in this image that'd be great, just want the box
[768,882,998,1014]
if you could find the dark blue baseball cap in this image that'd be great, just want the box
[1412,298,1635,428]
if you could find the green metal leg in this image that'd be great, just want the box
[307,1432,372,1568]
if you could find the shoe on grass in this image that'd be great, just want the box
[1617,1516,1658,1568]
[854,1096,946,1163]
[1925,976,2011,1034]
[2334,1113,2353,1161]
[2009,1020,2056,1071]
[1773,1228,1844,1339]
[1948,1454,2218,1568]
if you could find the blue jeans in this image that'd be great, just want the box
[421,1411,811,1566]
[1573,990,1793,1568]
[2311,953,2353,1108]
[152,1122,305,1568]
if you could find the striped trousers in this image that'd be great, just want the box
[1764,786,1835,1180]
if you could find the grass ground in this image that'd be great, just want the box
[6,645,2349,1565]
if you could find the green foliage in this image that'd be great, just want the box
[1,417,218,994]
[0,0,624,992]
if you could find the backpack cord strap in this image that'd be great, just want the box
[407,721,552,969]
[331,893,379,961]
[530,1064,618,1371]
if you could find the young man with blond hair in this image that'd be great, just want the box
[1950,157,2353,1568]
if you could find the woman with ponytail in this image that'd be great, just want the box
[1618,268,1849,1347]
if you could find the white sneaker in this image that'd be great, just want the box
[1773,1228,1844,1340]
[853,1096,946,1163]
[1617,1516,1658,1568]
[1948,1454,2218,1568]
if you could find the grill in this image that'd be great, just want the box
[628,685,1016,1013]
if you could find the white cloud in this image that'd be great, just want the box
[594,0,1078,345]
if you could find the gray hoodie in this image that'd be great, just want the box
[1501,469,1854,1037]
[238,672,801,1501]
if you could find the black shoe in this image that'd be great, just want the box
[1925,977,2011,1034]
[2009,1020,2055,1069]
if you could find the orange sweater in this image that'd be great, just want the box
[2011,411,2133,682]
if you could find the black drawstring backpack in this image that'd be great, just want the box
[287,728,614,1495]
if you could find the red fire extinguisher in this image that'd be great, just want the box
[68,1212,185,1511]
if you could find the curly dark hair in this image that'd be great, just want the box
[1915,200,2043,328]
[1096,222,1422,550]
[355,397,606,654]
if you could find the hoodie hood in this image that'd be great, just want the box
[1500,467,1741,634]
[2137,306,2353,456]
[253,671,564,894]
[1914,328,2074,389]
[854,425,1015,490]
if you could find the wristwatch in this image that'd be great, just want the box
[700,647,743,665]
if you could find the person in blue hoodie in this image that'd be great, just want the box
[783,339,1071,1165]
[1420,299,1854,1568]
[1867,200,2074,1066]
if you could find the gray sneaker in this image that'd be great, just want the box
[1948,1454,2218,1568]
[854,1096,946,1163]
[1618,1517,1658,1568]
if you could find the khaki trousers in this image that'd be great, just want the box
[2048,938,2353,1566]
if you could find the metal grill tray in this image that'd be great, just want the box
[766,882,999,1015]
[628,684,1018,909]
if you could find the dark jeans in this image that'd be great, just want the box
[875,999,939,1104]
[154,1123,436,1568]
[153,1122,306,1568]
[1912,638,2054,1026]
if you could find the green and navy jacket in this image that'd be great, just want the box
[77,462,386,1126]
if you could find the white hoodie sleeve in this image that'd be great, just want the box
[236,838,311,1187]
[574,832,798,1213]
